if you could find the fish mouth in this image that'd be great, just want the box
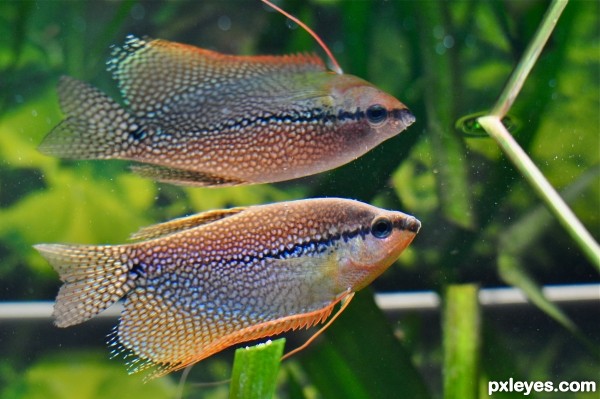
[391,108,416,128]
[395,216,421,234]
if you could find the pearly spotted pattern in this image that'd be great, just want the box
[35,198,420,379]
[39,36,415,186]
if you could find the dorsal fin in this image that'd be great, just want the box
[130,208,246,241]
[108,35,327,126]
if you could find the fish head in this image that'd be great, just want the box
[327,74,415,145]
[336,206,421,292]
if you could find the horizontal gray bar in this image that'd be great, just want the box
[375,283,599,310]
[0,284,598,320]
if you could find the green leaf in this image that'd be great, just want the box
[229,338,285,399]
[497,165,600,337]
[498,255,577,333]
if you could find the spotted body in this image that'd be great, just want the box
[35,198,420,378]
[38,36,415,186]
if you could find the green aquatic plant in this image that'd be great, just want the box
[443,284,480,399]
[229,339,285,399]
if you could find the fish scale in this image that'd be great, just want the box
[35,198,420,379]
[39,35,415,186]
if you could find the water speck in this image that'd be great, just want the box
[286,19,298,30]
[464,34,475,48]
[435,43,446,55]
[333,41,345,54]
[131,4,145,21]
[443,35,455,49]
[218,15,231,31]
[402,16,416,31]
[74,16,86,33]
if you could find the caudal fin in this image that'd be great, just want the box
[38,76,144,159]
[34,243,137,327]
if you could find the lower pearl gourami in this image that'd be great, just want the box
[38,36,415,186]
[35,198,420,378]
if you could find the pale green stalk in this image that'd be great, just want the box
[490,0,568,117]
[443,284,480,399]
[229,338,285,399]
[479,116,600,269]
[477,0,600,270]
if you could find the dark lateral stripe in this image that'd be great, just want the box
[265,218,418,262]
[199,107,368,135]
[271,226,370,260]
[141,107,409,141]
[337,109,365,121]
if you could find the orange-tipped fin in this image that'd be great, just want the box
[108,35,328,126]
[136,294,341,380]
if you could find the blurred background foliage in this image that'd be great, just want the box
[0,0,598,398]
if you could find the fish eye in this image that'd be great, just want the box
[366,104,388,125]
[371,217,393,239]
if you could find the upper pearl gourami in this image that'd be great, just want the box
[34,198,420,379]
[38,35,415,186]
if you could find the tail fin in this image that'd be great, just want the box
[38,76,144,159]
[34,243,137,327]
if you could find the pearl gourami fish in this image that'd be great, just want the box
[38,34,415,186]
[35,198,420,378]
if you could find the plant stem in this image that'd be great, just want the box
[478,116,600,270]
[229,338,285,399]
[491,0,569,117]
[443,284,480,399]
[478,0,599,270]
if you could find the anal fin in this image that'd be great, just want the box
[143,294,342,380]
[130,163,247,187]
